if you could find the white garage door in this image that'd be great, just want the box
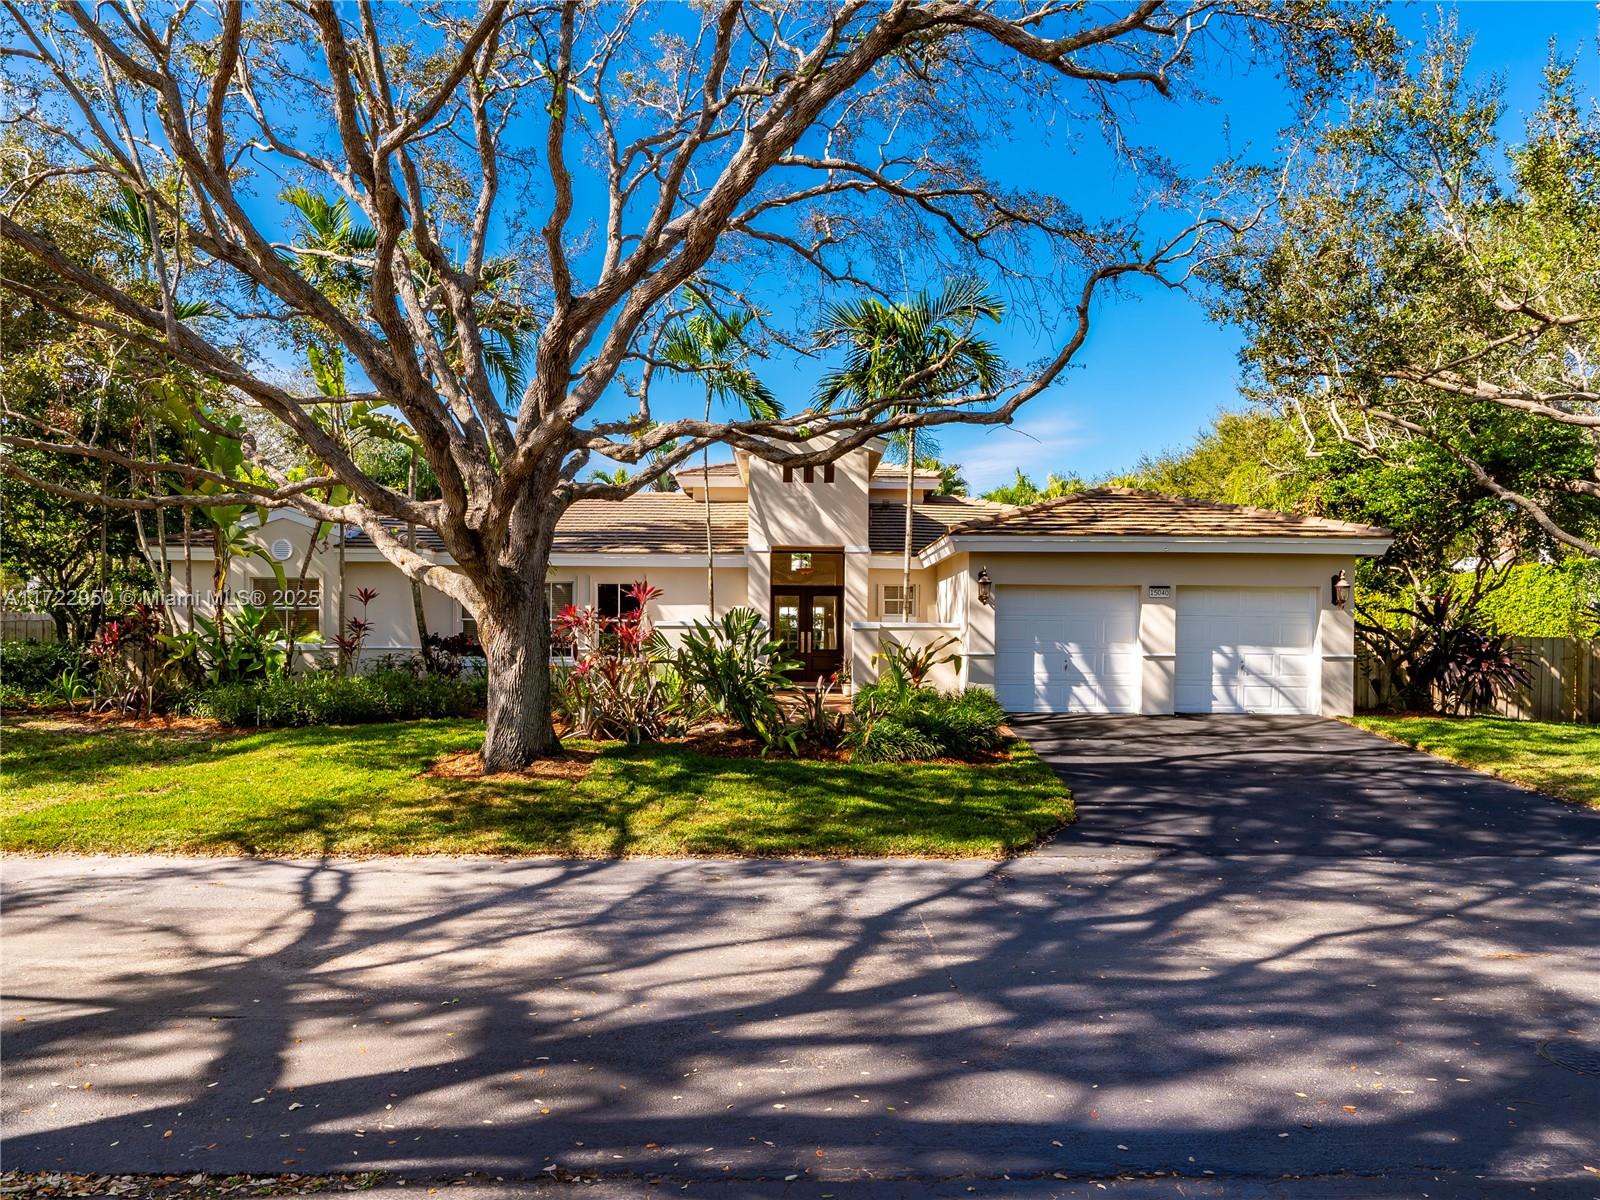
[1176,588,1317,715]
[995,587,1141,713]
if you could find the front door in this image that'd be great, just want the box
[772,588,843,682]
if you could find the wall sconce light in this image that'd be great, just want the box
[976,566,995,608]
[1331,569,1351,609]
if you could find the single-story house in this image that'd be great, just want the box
[146,436,1391,715]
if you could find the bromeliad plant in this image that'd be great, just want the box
[554,580,673,742]
[871,633,962,689]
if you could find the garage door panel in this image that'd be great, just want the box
[1176,588,1317,716]
[996,587,1141,714]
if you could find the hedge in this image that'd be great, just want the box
[183,669,486,727]
[0,640,89,691]
[1463,562,1600,639]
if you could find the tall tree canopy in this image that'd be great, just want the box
[0,0,1372,767]
[1215,25,1600,558]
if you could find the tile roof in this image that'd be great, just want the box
[673,461,743,483]
[554,495,748,554]
[935,488,1390,542]
[334,494,750,556]
[867,496,1011,554]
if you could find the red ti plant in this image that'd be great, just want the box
[553,580,670,742]
[337,587,380,674]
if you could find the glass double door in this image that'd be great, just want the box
[772,588,843,682]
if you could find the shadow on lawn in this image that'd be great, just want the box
[3,845,1597,1187]
[3,721,1069,858]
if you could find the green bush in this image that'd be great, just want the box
[184,669,486,727]
[672,608,799,744]
[0,681,34,710]
[1,640,89,690]
[845,681,1007,763]
[1462,562,1600,638]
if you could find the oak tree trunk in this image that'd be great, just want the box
[477,567,560,772]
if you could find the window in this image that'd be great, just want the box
[459,582,573,651]
[597,582,641,619]
[772,550,842,586]
[547,581,575,656]
[882,584,918,619]
[546,581,574,616]
[782,463,835,483]
[251,577,321,640]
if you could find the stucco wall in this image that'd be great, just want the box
[850,622,964,693]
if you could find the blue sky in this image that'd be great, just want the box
[928,2,1600,491]
[234,3,1596,493]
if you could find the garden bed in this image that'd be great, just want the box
[0,717,1074,858]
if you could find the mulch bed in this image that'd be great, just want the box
[422,746,597,782]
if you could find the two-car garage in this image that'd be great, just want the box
[918,488,1391,719]
[993,584,1320,716]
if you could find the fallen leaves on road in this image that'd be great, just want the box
[0,1171,386,1198]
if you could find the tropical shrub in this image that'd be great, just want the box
[845,671,1006,763]
[171,603,306,683]
[185,669,485,727]
[88,601,168,715]
[554,581,675,742]
[671,607,798,745]
[1360,591,1531,714]
[872,633,962,689]
[2,640,90,691]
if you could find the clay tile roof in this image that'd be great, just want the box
[554,494,747,553]
[937,487,1390,542]
[672,461,743,483]
[341,493,749,556]
[868,496,1012,554]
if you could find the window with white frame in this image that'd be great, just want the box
[596,582,640,619]
[547,581,575,655]
[460,582,575,653]
[881,584,918,619]
[250,577,321,640]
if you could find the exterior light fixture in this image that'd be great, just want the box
[976,567,995,608]
[1331,569,1352,609]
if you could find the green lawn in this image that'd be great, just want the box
[0,717,1074,857]
[1350,715,1600,809]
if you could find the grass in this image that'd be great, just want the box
[0,717,1074,857]
[1350,714,1600,809]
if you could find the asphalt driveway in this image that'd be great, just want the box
[3,717,1598,1197]
[1012,714,1600,858]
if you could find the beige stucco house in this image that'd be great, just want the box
[149,437,1392,716]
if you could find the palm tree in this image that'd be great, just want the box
[815,279,1004,622]
[660,299,778,615]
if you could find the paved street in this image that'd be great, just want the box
[4,720,1599,1197]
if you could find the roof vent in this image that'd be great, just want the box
[270,537,294,562]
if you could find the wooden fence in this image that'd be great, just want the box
[0,614,57,642]
[1357,636,1600,724]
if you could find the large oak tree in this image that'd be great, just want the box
[1,0,1366,768]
